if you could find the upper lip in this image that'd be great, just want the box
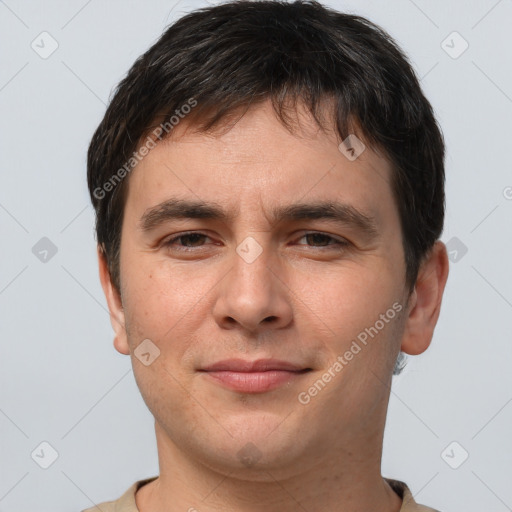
[200,358,308,372]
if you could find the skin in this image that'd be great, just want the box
[99,99,449,512]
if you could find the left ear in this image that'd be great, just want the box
[401,241,449,355]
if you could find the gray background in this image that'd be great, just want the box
[1,0,511,511]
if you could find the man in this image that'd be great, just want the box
[85,1,449,510]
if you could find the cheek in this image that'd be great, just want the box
[120,251,222,377]
[121,261,205,426]
[122,250,201,325]
[294,263,405,386]
[295,261,399,333]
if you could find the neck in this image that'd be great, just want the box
[136,423,402,512]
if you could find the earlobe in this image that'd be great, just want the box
[400,241,449,356]
[97,246,130,355]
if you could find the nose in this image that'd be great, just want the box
[212,241,293,334]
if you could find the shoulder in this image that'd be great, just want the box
[385,478,442,512]
[81,477,158,512]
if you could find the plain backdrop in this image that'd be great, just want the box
[1,1,511,511]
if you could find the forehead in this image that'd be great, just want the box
[124,100,395,227]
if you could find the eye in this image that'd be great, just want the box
[296,232,349,248]
[160,231,349,253]
[162,232,212,250]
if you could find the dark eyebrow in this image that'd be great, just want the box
[271,202,379,239]
[139,198,379,240]
[140,198,230,232]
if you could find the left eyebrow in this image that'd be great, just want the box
[139,198,379,240]
[270,201,379,240]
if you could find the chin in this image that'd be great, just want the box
[212,418,309,470]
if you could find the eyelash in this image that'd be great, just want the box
[161,231,350,251]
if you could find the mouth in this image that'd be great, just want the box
[198,358,312,393]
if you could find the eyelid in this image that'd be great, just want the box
[160,230,350,251]
[294,231,350,246]
[162,231,212,247]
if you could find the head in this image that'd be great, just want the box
[88,0,448,477]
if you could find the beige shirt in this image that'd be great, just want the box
[82,476,440,511]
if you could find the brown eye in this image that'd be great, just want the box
[297,232,349,248]
[304,233,333,246]
[163,232,211,249]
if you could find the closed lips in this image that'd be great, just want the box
[199,359,312,372]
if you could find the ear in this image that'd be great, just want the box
[98,246,130,355]
[401,241,449,355]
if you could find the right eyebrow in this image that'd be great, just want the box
[139,198,232,233]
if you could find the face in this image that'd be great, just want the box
[101,100,430,478]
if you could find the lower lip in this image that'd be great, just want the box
[201,370,308,393]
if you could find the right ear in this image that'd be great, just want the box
[98,246,130,355]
